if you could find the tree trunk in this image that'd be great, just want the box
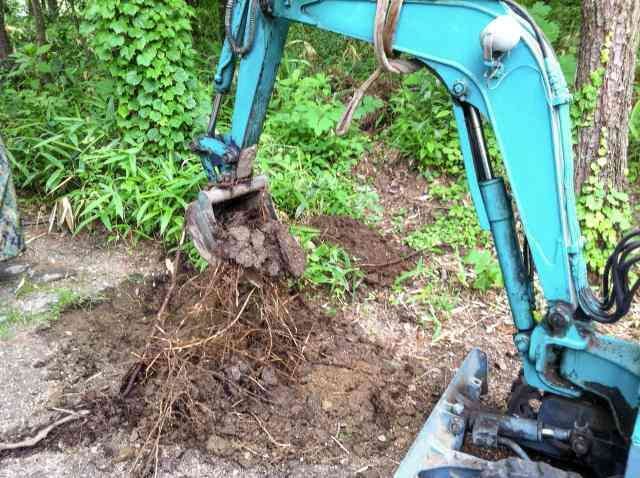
[46,0,57,18]
[30,0,46,45]
[575,0,640,192]
[218,0,226,42]
[0,0,12,60]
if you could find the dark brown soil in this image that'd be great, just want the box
[40,269,437,476]
[308,215,417,287]
[6,150,530,476]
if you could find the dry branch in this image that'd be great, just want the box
[0,410,89,451]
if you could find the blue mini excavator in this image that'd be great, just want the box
[185,0,640,476]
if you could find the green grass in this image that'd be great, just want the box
[292,225,363,298]
[0,287,99,338]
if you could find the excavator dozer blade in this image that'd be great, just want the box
[395,349,488,478]
[186,175,306,277]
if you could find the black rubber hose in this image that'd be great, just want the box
[582,229,640,323]
[502,0,550,58]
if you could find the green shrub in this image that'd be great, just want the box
[68,151,204,244]
[257,67,381,221]
[2,41,204,246]
[266,69,367,164]
[259,148,380,220]
[464,249,503,291]
[292,226,363,297]
[385,70,463,176]
[83,0,207,151]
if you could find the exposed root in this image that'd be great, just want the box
[127,264,312,476]
[0,410,90,451]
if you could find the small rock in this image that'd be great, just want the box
[47,386,64,407]
[228,226,251,243]
[33,358,49,368]
[20,291,58,314]
[206,434,234,456]
[30,268,74,284]
[377,434,387,442]
[321,399,334,412]
[261,366,279,387]
[227,364,242,382]
[115,447,136,463]
[397,415,413,427]
[0,262,30,279]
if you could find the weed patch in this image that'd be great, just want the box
[292,225,363,298]
[391,259,459,342]
[257,67,381,222]
[385,71,463,177]
[0,287,96,338]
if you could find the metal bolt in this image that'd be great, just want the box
[548,311,570,334]
[572,435,590,456]
[449,417,465,435]
[514,334,530,353]
[452,80,468,98]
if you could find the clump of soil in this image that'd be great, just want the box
[308,215,417,286]
[189,191,306,278]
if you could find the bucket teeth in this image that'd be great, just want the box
[186,191,220,266]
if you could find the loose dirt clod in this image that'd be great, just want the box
[205,192,306,278]
[308,215,417,286]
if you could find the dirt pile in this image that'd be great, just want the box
[308,215,417,286]
[115,265,315,473]
[36,263,435,477]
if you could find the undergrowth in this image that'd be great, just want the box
[3,0,638,301]
[404,180,487,253]
[258,67,381,222]
[385,70,463,177]
[292,225,363,298]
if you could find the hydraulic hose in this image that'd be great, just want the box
[502,0,550,58]
[224,0,257,57]
[579,229,640,324]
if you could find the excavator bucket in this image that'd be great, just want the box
[186,176,268,265]
[186,176,306,278]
